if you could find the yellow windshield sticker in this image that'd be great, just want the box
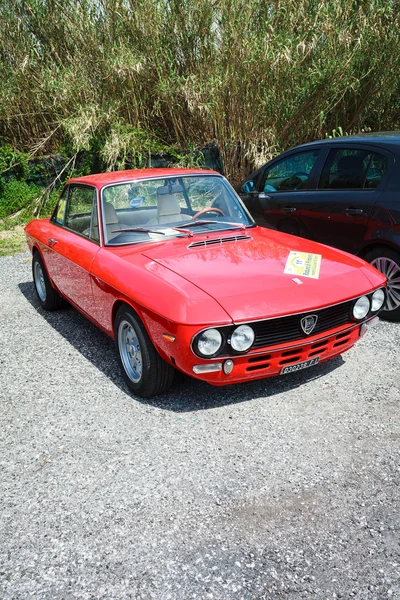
[284,251,322,279]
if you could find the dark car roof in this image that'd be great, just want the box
[293,132,400,152]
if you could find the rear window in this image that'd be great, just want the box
[318,148,388,190]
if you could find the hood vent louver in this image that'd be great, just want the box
[188,234,252,249]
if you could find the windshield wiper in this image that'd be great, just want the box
[112,227,166,235]
[179,220,247,232]
[178,220,219,228]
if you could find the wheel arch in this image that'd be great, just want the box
[358,241,400,260]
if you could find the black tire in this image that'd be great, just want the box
[32,251,65,311]
[364,247,400,322]
[114,305,175,398]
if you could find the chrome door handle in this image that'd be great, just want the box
[48,238,58,246]
[345,208,364,216]
[282,207,297,214]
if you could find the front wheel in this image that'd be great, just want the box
[364,247,400,321]
[32,251,65,311]
[114,305,175,398]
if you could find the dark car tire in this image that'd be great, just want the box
[364,247,400,321]
[32,251,65,311]
[114,305,175,398]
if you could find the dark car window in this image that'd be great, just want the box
[260,150,320,192]
[319,148,374,189]
[65,186,99,241]
[365,153,389,189]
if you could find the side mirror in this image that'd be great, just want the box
[242,180,256,193]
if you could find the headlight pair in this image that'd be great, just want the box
[195,324,255,357]
[353,288,385,319]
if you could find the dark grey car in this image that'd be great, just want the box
[238,133,400,321]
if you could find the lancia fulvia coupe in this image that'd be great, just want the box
[25,169,386,397]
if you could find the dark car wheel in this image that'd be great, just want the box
[364,247,400,321]
[32,251,65,311]
[114,305,175,398]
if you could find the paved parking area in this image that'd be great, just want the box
[1,252,399,599]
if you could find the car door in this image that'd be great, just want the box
[44,184,101,316]
[300,145,392,254]
[240,147,324,235]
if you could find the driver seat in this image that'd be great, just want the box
[148,185,187,225]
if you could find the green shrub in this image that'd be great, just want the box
[0,180,41,219]
[0,145,30,180]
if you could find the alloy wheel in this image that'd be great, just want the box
[371,256,400,311]
[33,260,47,302]
[118,319,143,383]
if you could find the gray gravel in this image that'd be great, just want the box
[0,251,399,600]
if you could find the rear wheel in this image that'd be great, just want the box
[364,247,400,321]
[114,305,175,398]
[32,251,64,311]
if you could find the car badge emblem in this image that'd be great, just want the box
[300,314,318,335]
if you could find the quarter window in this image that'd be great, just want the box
[65,186,99,241]
[365,153,389,189]
[52,187,68,225]
[261,150,320,192]
[318,148,388,190]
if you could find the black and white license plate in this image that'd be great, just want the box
[280,356,320,375]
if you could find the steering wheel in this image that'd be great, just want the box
[191,207,225,219]
[292,171,309,178]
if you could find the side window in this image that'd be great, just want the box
[365,153,389,189]
[65,186,99,241]
[261,150,320,192]
[319,148,372,189]
[52,187,68,225]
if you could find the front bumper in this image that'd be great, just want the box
[187,317,378,386]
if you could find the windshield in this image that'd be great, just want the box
[101,174,254,245]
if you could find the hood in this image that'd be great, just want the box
[141,228,385,322]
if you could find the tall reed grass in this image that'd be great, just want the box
[1,0,399,183]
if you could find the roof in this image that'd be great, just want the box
[295,132,400,151]
[68,168,220,187]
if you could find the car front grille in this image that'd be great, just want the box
[251,300,353,349]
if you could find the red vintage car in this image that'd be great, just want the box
[25,169,386,397]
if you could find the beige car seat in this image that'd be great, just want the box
[104,202,129,241]
[147,185,188,225]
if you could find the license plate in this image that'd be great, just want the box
[280,356,320,375]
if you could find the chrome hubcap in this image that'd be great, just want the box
[34,261,46,302]
[371,256,400,311]
[118,320,142,383]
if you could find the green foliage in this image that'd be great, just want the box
[0,180,41,219]
[0,0,400,184]
[325,127,349,139]
[0,145,30,180]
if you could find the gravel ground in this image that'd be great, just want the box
[1,251,399,600]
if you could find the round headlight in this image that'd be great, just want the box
[371,288,385,312]
[230,325,255,352]
[196,328,223,356]
[353,296,370,320]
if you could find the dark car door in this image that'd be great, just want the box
[240,143,392,255]
[239,147,324,235]
[297,144,392,254]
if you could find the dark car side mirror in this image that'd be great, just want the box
[242,180,256,193]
